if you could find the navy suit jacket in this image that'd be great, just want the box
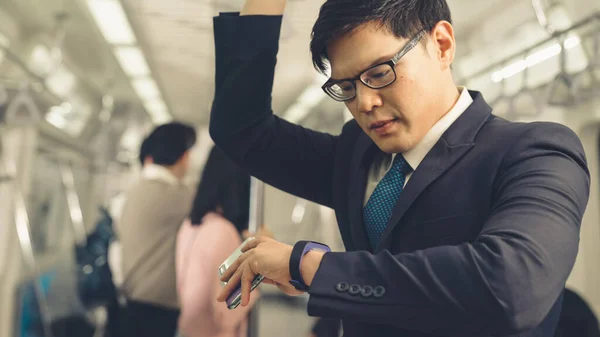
[210,13,591,337]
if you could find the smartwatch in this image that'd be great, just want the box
[289,240,331,291]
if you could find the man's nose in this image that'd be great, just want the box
[355,83,383,114]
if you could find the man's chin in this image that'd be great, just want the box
[364,127,413,153]
[373,140,411,154]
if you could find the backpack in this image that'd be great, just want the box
[74,207,117,309]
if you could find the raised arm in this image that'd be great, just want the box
[210,2,338,208]
[241,0,286,15]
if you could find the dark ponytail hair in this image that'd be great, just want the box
[189,146,250,233]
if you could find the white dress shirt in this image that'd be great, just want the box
[142,163,181,186]
[364,86,474,205]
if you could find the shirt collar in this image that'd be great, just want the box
[142,164,180,186]
[390,86,473,171]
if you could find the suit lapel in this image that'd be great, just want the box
[376,91,493,252]
[375,141,474,251]
[348,131,375,251]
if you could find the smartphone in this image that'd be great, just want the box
[218,237,265,310]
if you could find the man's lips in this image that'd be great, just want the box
[369,118,397,130]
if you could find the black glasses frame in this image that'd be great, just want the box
[321,30,427,102]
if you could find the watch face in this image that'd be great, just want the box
[304,242,331,254]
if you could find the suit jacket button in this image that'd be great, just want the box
[373,286,386,298]
[361,285,374,297]
[336,282,349,292]
[349,284,362,295]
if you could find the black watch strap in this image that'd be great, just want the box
[289,241,331,291]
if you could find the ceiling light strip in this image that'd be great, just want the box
[87,0,171,124]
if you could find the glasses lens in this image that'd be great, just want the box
[325,80,355,101]
[361,64,395,89]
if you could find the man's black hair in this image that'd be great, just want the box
[145,122,197,166]
[189,146,250,234]
[310,0,452,73]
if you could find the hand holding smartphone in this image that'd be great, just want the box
[218,237,264,309]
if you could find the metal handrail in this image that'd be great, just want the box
[248,177,265,234]
[247,177,265,337]
[532,0,556,35]
[546,33,578,107]
[458,13,600,84]
[1,152,54,337]
[0,37,94,108]
[509,46,545,117]
[575,28,600,99]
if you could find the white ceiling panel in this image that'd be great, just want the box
[2,0,538,128]
[118,0,528,125]
[119,0,325,125]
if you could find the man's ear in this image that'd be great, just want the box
[430,20,455,71]
[183,150,191,164]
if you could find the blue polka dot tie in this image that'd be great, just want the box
[363,154,412,249]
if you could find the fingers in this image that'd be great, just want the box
[242,234,276,253]
[220,251,251,282]
[242,227,273,241]
[240,263,255,307]
[217,260,258,307]
[241,236,267,252]
[217,265,243,302]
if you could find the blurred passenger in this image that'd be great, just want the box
[117,122,197,337]
[176,145,270,337]
[108,134,155,290]
[105,134,156,337]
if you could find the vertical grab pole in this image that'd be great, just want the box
[3,153,54,337]
[248,177,264,234]
[247,176,264,337]
[59,163,87,246]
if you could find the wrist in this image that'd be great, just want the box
[289,241,330,291]
[300,250,325,287]
[241,0,287,15]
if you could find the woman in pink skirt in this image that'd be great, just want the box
[176,146,271,337]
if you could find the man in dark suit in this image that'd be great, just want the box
[212,0,591,336]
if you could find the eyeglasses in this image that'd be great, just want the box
[321,30,426,102]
